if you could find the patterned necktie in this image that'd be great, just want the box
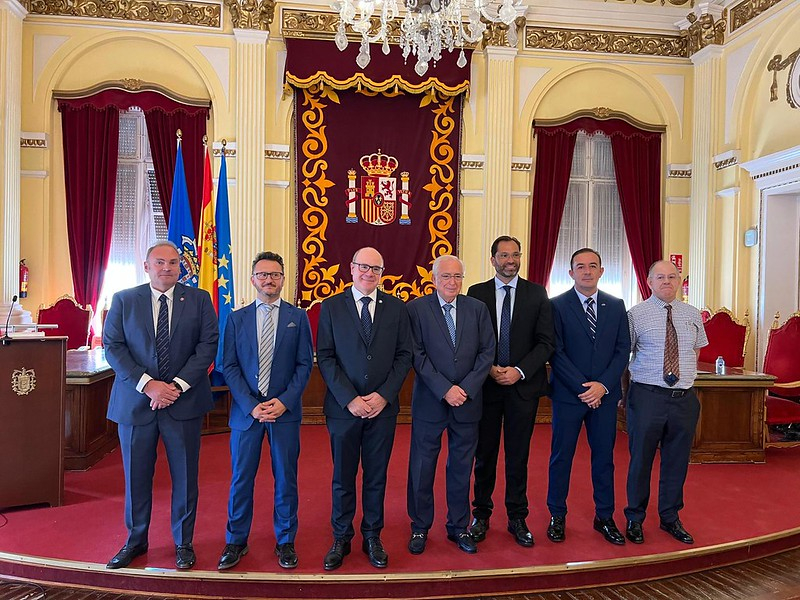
[497,285,512,366]
[585,297,597,340]
[663,304,680,387]
[360,296,372,343]
[443,303,456,347]
[258,303,275,396]
[156,294,170,381]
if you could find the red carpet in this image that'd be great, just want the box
[2,424,800,575]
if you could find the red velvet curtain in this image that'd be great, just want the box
[57,103,120,313]
[610,133,662,299]
[144,110,208,227]
[528,129,577,286]
[529,117,662,295]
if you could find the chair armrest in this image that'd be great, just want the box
[774,380,800,389]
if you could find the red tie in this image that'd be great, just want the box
[663,304,680,387]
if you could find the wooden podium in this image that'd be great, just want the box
[0,337,67,508]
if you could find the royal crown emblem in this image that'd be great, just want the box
[346,149,412,226]
[11,367,36,396]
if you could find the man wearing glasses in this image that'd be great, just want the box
[406,255,495,555]
[217,252,313,570]
[317,247,412,570]
[468,236,555,547]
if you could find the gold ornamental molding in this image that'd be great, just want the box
[603,0,693,5]
[225,0,274,31]
[713,150,740,170]
[524,26,687,58]
[461,155,485,170]
[768,47,800,108]
[667,164,692,178]
[482,16,526,48]
[20,132,48,148]
[23,0,221,28]
[730,0,785,33]
[265,144,290,160]
[680,11,725,56]
[53,80,210,107]
[534,108,666,133]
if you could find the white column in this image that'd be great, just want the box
[0,0,25,308]
[482,45,516,276]
[688,44,723,309]
[232,28,268,301]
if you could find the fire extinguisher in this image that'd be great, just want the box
[19,259,29,298]
[682,276,689,299]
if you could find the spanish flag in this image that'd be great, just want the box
[197,143,219,313]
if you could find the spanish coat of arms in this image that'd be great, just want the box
[345,150,412,226]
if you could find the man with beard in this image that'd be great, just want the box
[467,236,555,547]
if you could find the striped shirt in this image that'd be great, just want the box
[628,295,708,390]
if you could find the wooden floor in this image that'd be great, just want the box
[3,547,800,600]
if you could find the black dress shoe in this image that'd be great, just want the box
[362,536,388,568]
[547,516,566,543]
[626,520,644,544]
[408,532,427,555]
[275,543,298,569]
[106,544,148,569]
[507,518,534,547]
[323,538,351,571]
[593,517,625,545]
[218,543,249,570]
[447,531,478,554]
[469,517,489,542]
[660,519,694,544]
[175,544,196,570]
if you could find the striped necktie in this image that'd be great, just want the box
[585,297,597,340]
[258,303,275,396]
[443,303,456,348]
[663,304,680,387]
[156,294,170,380]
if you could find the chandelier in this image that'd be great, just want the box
[331,0,523,76]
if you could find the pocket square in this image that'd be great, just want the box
[287,322,297,328]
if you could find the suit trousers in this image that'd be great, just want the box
[473,385,538,520]
[118,411,203,547]
[407,417,479,536]
[226,420,301,545]
[624,382,700,524]
[327,415,397,540]
[547,398,617,520]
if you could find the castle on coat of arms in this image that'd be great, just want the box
[346,149,411,226]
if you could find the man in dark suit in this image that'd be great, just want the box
[406,255,495,555]
[316,247,413,570]
[468,235,555,547]
[217,252,313,571]
[546,248,630,545]
[103,242,218,570]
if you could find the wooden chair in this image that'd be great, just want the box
[698,307,749,368]
[37,294,93,350]
[763,311,800,447]
[306,300,322,351]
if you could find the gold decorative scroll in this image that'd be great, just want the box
[525,26,688,58]
[604,0,693,5]
[225,0,275,31]
[680,12,725,56]
[24,0,221,27]
[482,16,526,48]
[286,70,469,97]
[730,0,785,33]
[767,47,800,108]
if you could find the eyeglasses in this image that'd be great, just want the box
[495,252,522,260]
[253,271,284,280]
[353,262,385,275]
[652,274,680,282]
[437,273,464,281]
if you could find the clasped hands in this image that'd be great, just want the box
[579,381,606,409]
[251,398,288,422]
[347,392,388,418]
[490,365,522,386]
[144,380,180,411]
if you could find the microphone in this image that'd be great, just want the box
[2,295,18,346]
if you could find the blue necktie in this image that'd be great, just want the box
[498,285,511,366]
[360,296,372,343]
[156,294,170,380]
[443,303,456,348]
[585,297,596,340]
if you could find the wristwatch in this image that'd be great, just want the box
[172,380,184,392]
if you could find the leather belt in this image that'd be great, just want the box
[632,381,691,398]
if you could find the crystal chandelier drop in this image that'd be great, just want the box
[331,0,522,76]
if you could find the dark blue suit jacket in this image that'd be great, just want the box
[549,289,630,405]
[316,289,412,419]
[104,283,219,426]
[407,293,495,424]
[223,301,314,429]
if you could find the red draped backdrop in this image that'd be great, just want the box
[286,38,470,306]
[529,117,663,298]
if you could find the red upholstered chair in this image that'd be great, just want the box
[763,311,800,446]
[698,307,749,368]
[37,294,93,350]
[306,300,322,351]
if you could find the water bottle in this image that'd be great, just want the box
[715,356,726,375]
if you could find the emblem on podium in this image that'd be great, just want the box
[11,367,36,396]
